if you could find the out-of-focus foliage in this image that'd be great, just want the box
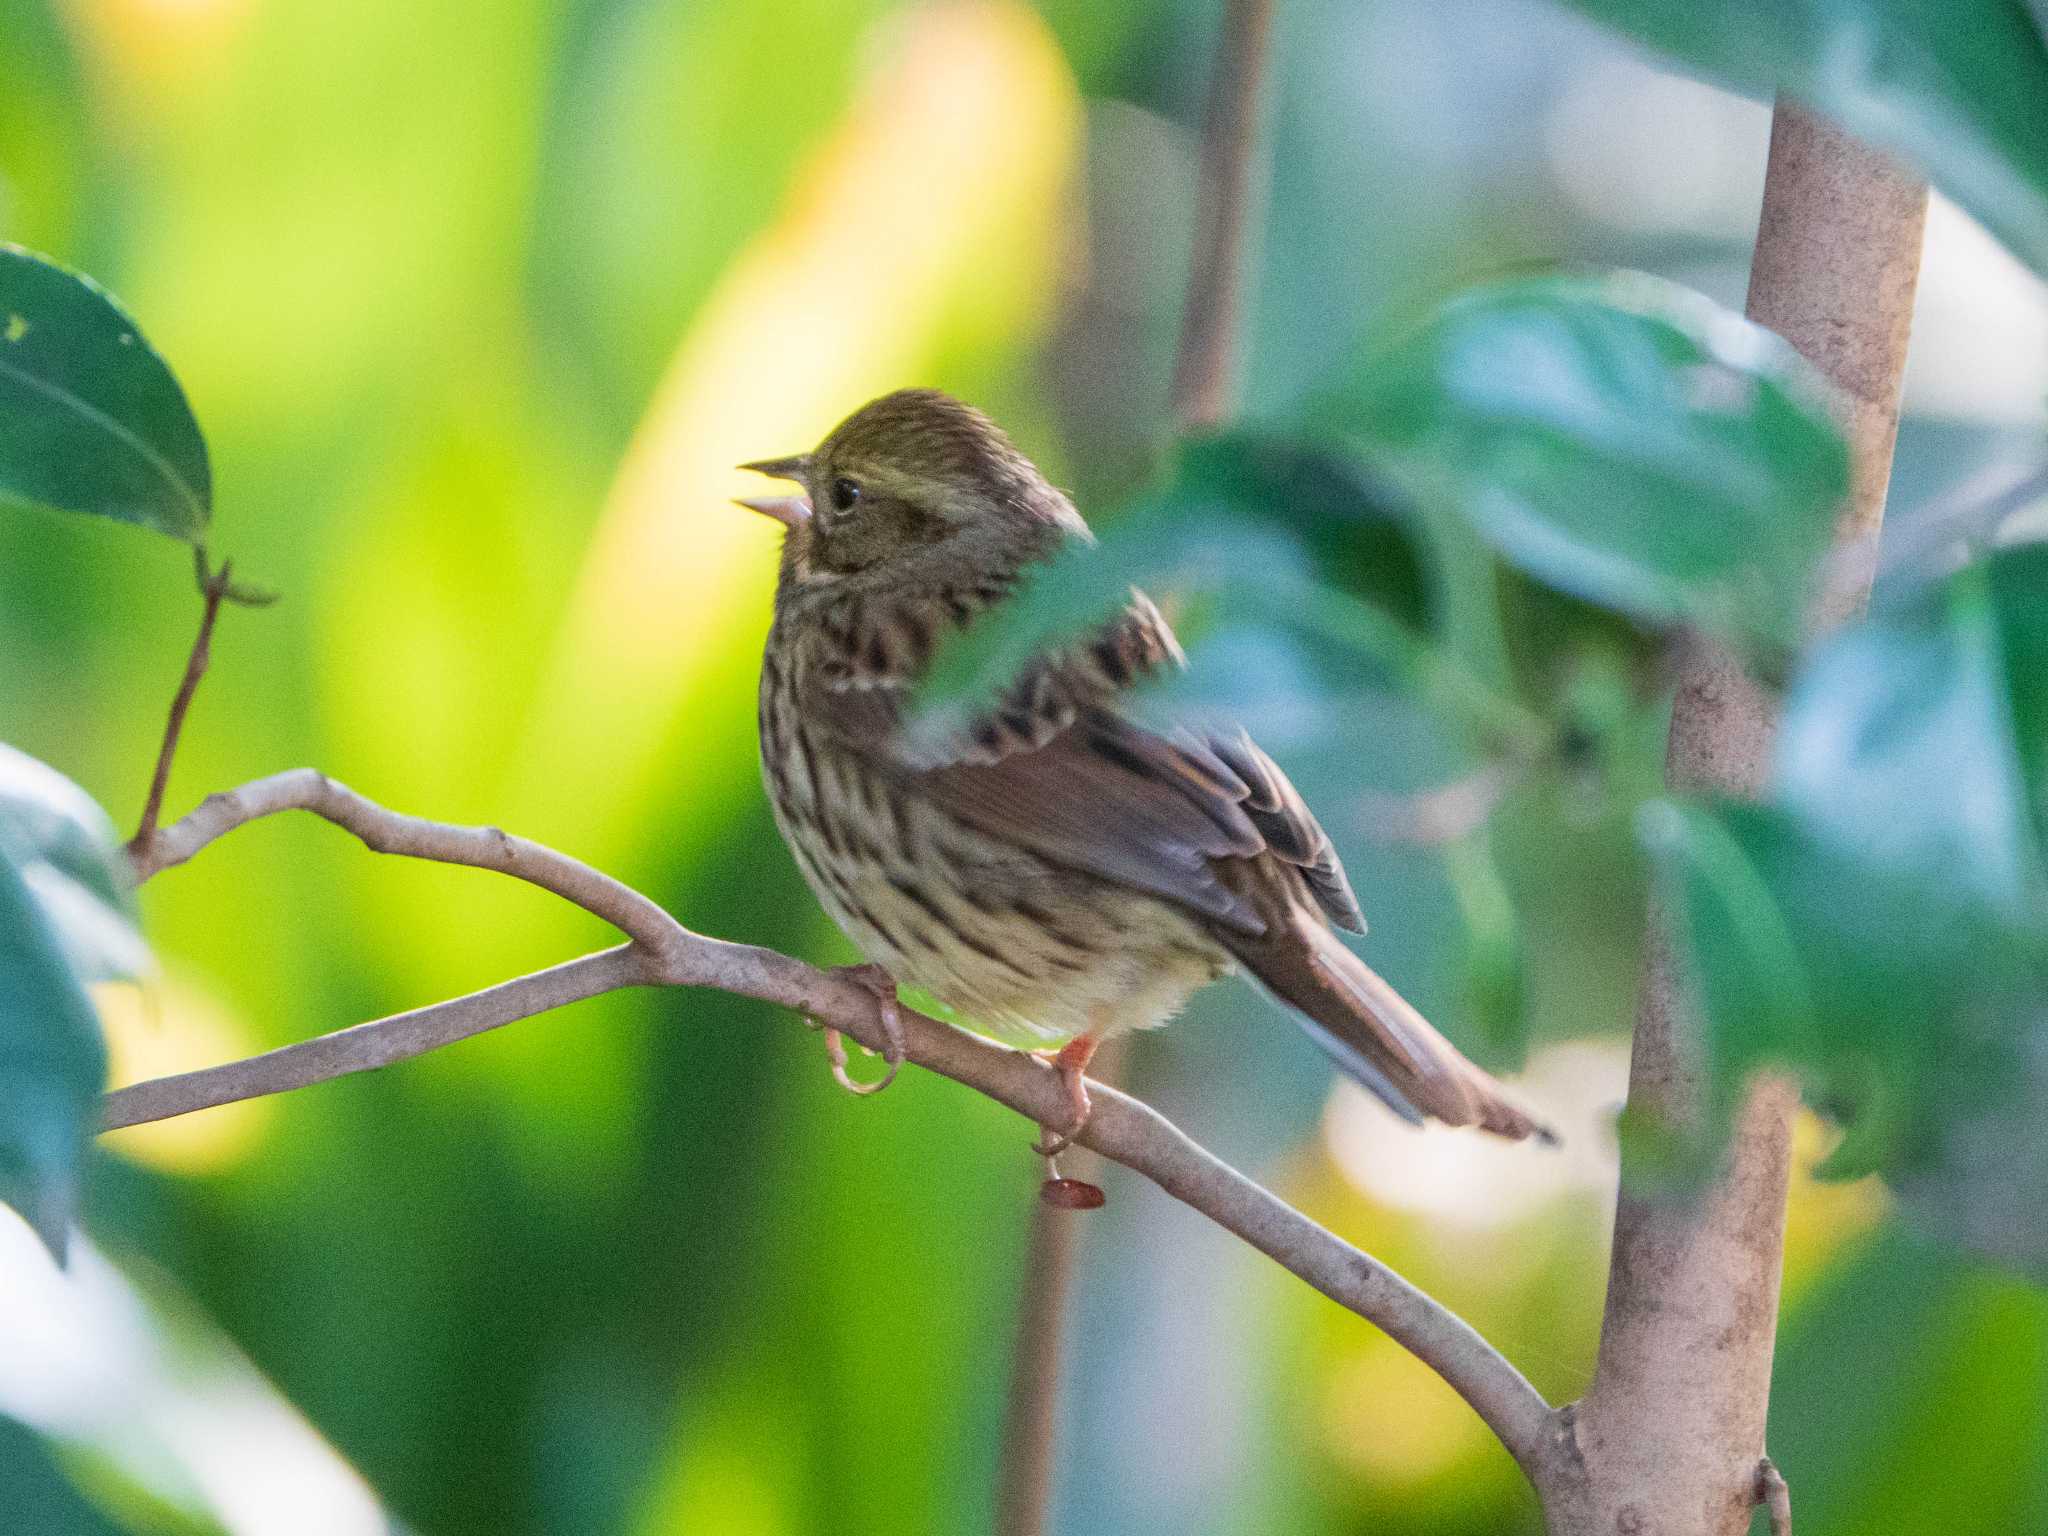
[0,0,2045,1533]
[0,743,144,988]
[1564,0,2048,276]
[921,271,1848,786]
[0,746,128,1255]
[0,838,106,1258]
[1649,544,2048,1267]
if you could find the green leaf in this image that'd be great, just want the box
[1777,552,2048,923]
[907,432,1473,753]
[1338,272,1849,663]
[0,744,146,985]
[0,845,108,1259]
[1643,795,2040,1186]
[1562,0,2048,277]
[0,245,210,541]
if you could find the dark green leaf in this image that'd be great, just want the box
[0,846,108,1259]
[0,744,146,985]
[0,245,210,541]
[1562,0,2048,277]
[1641,795,2043,1189]
[1338,272,1848,662]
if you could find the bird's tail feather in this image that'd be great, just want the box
[1230,920,1554,1144]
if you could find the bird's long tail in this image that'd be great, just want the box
[1227,919,1554,1143]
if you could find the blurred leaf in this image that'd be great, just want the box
[1337,272,1849,663]
[1563,0,2048,276]
[1645,795,2045,1178]
[0,743,146,984]
[1777,549,2048,922]
[0,246,209,541]
[1767,545,2048,1268]
[911,431,1522,756]
[0,835,108,1258]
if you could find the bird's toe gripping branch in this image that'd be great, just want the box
[815,963,906,1096]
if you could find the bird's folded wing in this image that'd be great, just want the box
[808,592,1365,937]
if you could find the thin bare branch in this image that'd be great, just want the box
[103,947,650,1129]
[128,553,234,857]
[127,767,680,949]
[107,769,1559,1472]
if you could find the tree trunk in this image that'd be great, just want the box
[1542,102,1927,1535]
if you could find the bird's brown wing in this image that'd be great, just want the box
[811,594,1363,935]
[804,594,1546,1139]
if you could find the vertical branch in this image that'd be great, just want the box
[1560,103,1926,1535]
[992,1198,1087,1536]
[994,3,1281,1530]
[1171,0,1276,429]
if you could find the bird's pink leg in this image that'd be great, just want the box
[815,963,905,1096]
[1033,1034,1100,1158]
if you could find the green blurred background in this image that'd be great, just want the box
[3,0,2046,1531]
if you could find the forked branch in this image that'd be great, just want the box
[107,768,1561,1477]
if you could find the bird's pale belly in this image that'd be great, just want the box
[764,727,1230,1047]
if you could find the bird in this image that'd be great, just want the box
[738,387,1548,1158]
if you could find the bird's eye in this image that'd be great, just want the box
[830,477,862,514]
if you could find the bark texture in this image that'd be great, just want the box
[1548,103,1927,1536]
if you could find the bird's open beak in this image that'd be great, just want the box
[735,455,813,528]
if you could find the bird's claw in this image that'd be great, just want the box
[816,964,904,1096]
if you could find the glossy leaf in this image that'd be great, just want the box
[0,245,210,541]
[1564,0,2048,276]
[1340,272,1849,662]
[0,743,146,985]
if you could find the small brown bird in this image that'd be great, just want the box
[741,388,1546,1153]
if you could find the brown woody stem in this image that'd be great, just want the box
[1551,101,1927,1534]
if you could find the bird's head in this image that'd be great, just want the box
[737,389,1086,595]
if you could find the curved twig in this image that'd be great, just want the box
[107,770,1560,1476]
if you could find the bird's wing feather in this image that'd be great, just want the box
[805,592,1364,936]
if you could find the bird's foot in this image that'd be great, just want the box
[1031,1035,1099,1159]
[815,963,905,1097]
[1033,1036,1106,1208]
